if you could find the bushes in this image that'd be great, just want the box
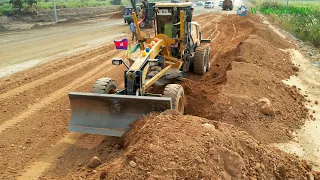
[259,1,320,48]
[0,0,119,15]
[286,13,320,47]
[33,0,115,9]
[0,4,11,15]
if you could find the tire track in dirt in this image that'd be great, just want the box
[200,13,223,39]
[17,62,127,180]
[210,24,220,41]
[16,133,81,180]
[207,14,224,40]
[232,23,237,41]
[200,18,218,31]
[202,21,216,36]
[208,15,236,68]
[0,50,117,101]
[0,50,121,125]
[0,51,126,134]
[0,36,127,94]
[1,21,128,75]
[0,51,127,179]
[209,21,237,65]
[194,13,215,24]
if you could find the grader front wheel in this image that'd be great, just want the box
[92,77,118,94]
[163,84,185,114]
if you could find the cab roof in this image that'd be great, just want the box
[154,2,192,7]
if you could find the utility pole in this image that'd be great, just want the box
[286,0,289,14]
[130,0,138,16]
[53,0,57,24]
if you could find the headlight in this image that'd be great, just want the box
[126,72,135,81]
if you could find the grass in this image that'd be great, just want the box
[250,0,320,48]
[36,0,115,9]
[0,0,132,15]
[0,0,10,16]
[0,0,169,16]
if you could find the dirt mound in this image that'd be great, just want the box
[183,13,308,143]
[110,11,122,19]
[72,114,316,179]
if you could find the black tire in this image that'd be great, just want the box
[92,77,118,94]
[124,20,126,23]
[194,47,207,75]
[163,84,184,114]
[206,46,211,71]
[127,21,131,25]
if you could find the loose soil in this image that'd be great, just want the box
[0,11,318,179]
[183,13,308,143]
[72,113,316,179]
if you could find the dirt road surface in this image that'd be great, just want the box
[0,18,128,78]
[0,5,319,180]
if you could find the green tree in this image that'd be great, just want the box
[9,0,24,10]
[25,0,37,7]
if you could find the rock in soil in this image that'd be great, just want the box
[258,98,275,115]
[129,161,136,168]
[292,66,299,72]
[88,156,102,168]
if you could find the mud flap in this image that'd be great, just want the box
[68,92,172,137]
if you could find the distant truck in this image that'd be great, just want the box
[123,6,141,25]
[222,0,233,10]
[204,1,215,8]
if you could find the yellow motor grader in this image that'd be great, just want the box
[67,2,212,137]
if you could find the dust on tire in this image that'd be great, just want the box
[194,47,207,75]
[163,84,185,114]
[92,77,118,94]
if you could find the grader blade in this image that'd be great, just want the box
[68,92,172,137]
